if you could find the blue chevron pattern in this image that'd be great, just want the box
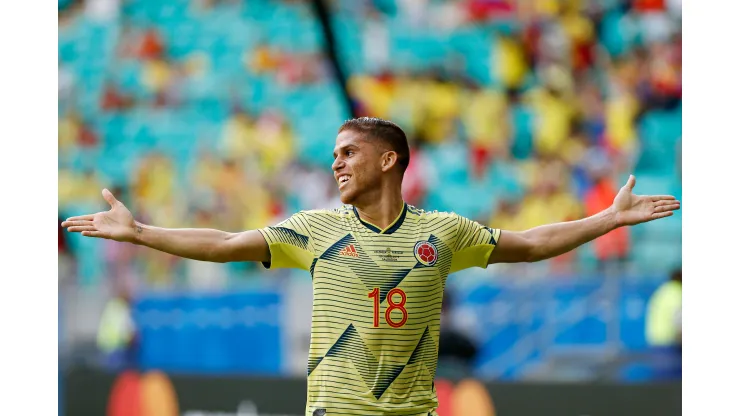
[309,257,318,278]
[407,326,438,389]
[307,356,324,376]
[309,324,436,399]
[486,227,499,245]
[265,226,310,250]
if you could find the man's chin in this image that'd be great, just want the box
[339,190,355,205]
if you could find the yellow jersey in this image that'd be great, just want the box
[258,203,500,416]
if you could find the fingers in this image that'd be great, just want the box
[64,214,95,223]
[61,220,93,228]
[102,188,119,208]
[67,226,98,233]
[81,231,109,238]
[654,199,681,208]
[651,195,677,202]
[625,175,636,191]
[654,203,681,213]
[651,211,673,220]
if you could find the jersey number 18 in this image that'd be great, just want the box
[368,288,408,328]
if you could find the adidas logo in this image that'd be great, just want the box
[339,244,359,258]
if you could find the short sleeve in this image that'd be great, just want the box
[258,212,314,270]
[449,214,501,273]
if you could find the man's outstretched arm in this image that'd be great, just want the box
[61,189,270,264]
[488,175,680,264]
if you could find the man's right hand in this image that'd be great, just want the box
[62,189,138,243]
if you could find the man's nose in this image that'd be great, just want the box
[332,157,344,172]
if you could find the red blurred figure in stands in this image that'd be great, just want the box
[585,173,630,271]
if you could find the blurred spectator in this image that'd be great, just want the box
[584,171,630,271]
[526,69,576,158]
[97,278,138,370]
[57,0,681,284]
[132,153,177,219]
[604,76,640,157]
[58,113,99,151]
[646,269,682,347]
[463,87,510,178]
[493,33,528,91]
[138,28,165,61]
[644,268,682,380]
[101,82,135,112]
[466,0,515,22]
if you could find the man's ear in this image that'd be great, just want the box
[380,151,398,173]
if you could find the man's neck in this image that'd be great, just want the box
[354,193,405,231]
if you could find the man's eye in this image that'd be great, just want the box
[346,150,354,156]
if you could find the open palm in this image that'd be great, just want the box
[612,175,681,227]
[61,189,138,242]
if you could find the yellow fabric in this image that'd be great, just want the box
[426,82,461,119]
[258,206,500,415]
[532,91,574,156]
[605,94,639,153]
[464,90,509,148]
[450,244,496,274]
[349,75,394,118]
[263,243,313,270]
[389,79,425,132]
[534,0,561,17]
[646,281,682,346]
[421,83,462,143]
[495,36,528,89]
[562,12,595,44]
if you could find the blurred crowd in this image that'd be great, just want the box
[58,0,682,291]
[346,0,682,274]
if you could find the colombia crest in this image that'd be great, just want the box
[414,240,438,266]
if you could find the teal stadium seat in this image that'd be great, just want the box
[635,109,681,174]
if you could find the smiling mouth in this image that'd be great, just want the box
[338,175,351,189]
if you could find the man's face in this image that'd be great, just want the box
[332,130,385,205]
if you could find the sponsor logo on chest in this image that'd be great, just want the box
[339,244,359,258]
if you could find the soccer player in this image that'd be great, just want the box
[62,117,680,416]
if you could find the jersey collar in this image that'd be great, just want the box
[353,203,408,235]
